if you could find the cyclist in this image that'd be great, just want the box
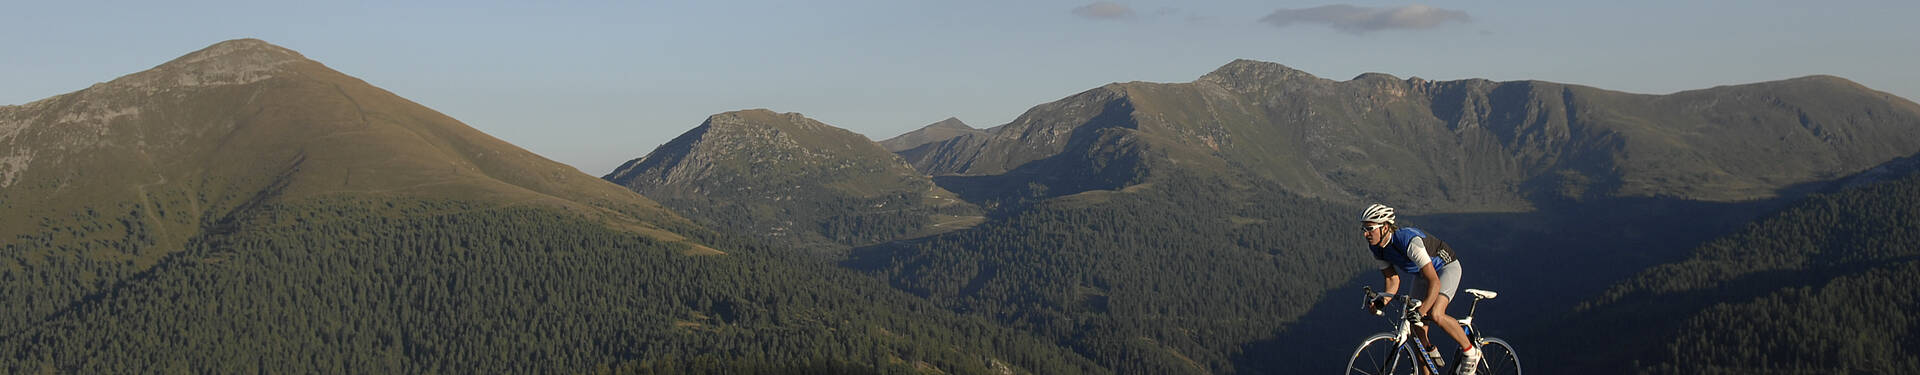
[1359,203,1480,374]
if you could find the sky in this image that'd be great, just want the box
[5,1,1917,175]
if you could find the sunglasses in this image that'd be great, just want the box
[1362,223,1384,233]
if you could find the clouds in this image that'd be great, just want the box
[1072,1,1135,20]
[1259,4,1470,34]
[1067,2,1471,33]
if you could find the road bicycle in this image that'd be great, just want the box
[1344,286,1521,375]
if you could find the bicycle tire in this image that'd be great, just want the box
[1473,337,1522,375]
[1346,333,1415,375]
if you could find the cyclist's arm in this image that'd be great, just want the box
[1407,238,1443,312]
[1417,262,1443,312]
[1379,266,1399,303]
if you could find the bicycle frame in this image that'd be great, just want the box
[1365,287,1483,374]
[1386,303,1446,374]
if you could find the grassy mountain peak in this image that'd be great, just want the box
[142,38,309,85]
[608,109,909,191]
[606,109,974,254]
[1197,59,1321,86]
[1,38,712,270]
[880,117,982,152]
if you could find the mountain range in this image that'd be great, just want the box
[896,59,1920,212]
[6,38,1920,374]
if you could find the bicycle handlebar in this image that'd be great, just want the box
[1361,287,1425,322]
[1363,286,1385,316]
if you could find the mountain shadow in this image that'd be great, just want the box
[1534,157,1920,374]
[847,172,1373,374]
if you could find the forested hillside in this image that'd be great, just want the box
[0,197,1102,374]
[849,173,1368,374]
[1538,163,1920,374]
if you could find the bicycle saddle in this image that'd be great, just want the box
[1465,289,1498,300]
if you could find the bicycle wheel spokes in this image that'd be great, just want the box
[1347,333,1415,375]
[1475,338,1522,375]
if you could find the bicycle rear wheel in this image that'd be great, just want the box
[1474,337,1522,375]
[1346,333,1415,375]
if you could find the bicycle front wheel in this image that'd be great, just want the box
[1346,333,1414,375]
[1474,337,1522,375]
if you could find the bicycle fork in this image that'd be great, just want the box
[1403,333,1446,375]
[1408,322,1484,375]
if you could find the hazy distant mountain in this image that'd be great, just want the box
[0,40,1097,374]
[605,109,977,254]
[902,59,1920,212]
[880,117,985,152]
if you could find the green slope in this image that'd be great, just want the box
[848,173,1369,374]
[2,197,1102,374]
[0,38,708,337]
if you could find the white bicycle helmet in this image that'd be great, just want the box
[1360,204,1396,225]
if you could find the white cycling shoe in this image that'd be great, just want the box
[1455,347,1482,375]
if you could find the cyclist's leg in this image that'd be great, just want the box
[1428,294,1472,350]
[1410,277,1441,374]
[1429,261,1473,350]
[1411,277,1434,345]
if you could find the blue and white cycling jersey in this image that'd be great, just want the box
[1369,227,1459,275]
